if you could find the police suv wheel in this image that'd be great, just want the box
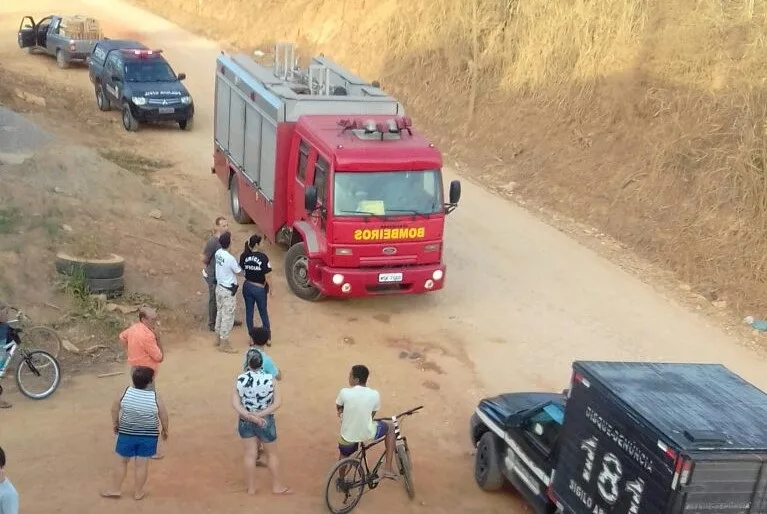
[475,431,505,492]
[95,85,110,111]
[121,103,138,132]
[178,117,193,131]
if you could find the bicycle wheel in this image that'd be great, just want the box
[15,350,61,399]
[323,457,366,514]
[22,326,63,361]
[396,443,416,499]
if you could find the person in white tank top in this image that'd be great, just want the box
[335,365,397,478]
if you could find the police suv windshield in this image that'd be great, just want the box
[124,60,177,82]
[333,170,443,217]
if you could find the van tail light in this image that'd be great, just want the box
[670,456,692,490]
[679,458,693,486]
[335,248,352,255]
[424,243,440,252]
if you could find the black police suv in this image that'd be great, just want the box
[470,360,767,514]
[88,39,194,132]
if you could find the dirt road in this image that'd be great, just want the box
[1,1,766,513]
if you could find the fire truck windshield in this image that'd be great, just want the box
[124,61,177,82]
[333,170,442,217]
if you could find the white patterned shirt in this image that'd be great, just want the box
[236,369,274,413]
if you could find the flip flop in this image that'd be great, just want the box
[151,453,165,460]
[134,491,147,501]
[272,487,293,496]
[0,402,12,409]
[256,460,267,468]
[100,491,121,499]
[380,472,399,480]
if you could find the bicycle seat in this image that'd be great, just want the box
[360,436,386,450]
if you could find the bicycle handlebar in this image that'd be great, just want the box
[375,405,423,422]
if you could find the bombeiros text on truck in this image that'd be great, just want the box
[470,361,767,514]
[212,41,461,301]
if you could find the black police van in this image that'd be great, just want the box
[87,39,194,132]
[470,361,767,514]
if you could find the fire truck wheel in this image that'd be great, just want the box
[122,103,139,132]
[229,176,252,224]
[55,252,125,280]
[285,242,323,301]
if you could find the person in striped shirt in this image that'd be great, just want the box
[100,366,169,501]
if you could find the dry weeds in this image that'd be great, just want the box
[132,0,767,312]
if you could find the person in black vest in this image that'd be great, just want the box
[239,234,272,343]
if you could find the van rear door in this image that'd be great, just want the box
[550,372,676,514]
[672,454,767,514]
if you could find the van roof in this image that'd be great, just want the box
[574,361,767,451]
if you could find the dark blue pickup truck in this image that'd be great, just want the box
[470,361,767,514]
[87,39,194,132]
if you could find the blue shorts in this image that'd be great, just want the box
[115,433,158,458]
[238,414,277,443]
[338,421,389,457]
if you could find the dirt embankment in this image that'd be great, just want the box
[0,67,213,368]
[130,0,767,314]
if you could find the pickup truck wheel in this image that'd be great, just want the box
[285,242,323,301]
[95,85,111,111]
[475,431,505,492]
[56,49,70,69]
[228,176,252,224]
[178,117,193,131]
[122,103,138,132]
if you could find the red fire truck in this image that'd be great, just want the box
[212,42,461,301]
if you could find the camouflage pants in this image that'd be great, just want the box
[215,284,236,341]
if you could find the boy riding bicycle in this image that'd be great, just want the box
[335,365,397,479]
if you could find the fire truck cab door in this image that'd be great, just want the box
[293,139,315,222]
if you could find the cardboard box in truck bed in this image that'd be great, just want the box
[551,362,767,514]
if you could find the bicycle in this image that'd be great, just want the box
[6,306,63,360]
[0,329,62,400]
[323,405,423,514]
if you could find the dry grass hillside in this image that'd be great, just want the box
[134,0,767,313]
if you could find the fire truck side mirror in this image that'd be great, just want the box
[448,180,461,205]
[305,185,318,212]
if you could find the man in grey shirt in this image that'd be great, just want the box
[0,446,19,514]
[201,216,241,331]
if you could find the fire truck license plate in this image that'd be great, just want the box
[378,272,403,283]
[158,107,175,114]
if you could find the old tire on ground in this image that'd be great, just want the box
[229,175,252,224]
[85,276,125,299]
[285,242,323,301]
[55,252,125,280]
[56,49,70,69]
[122,102,139,132]
[95,84,111,111]
[475,431,505,492]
